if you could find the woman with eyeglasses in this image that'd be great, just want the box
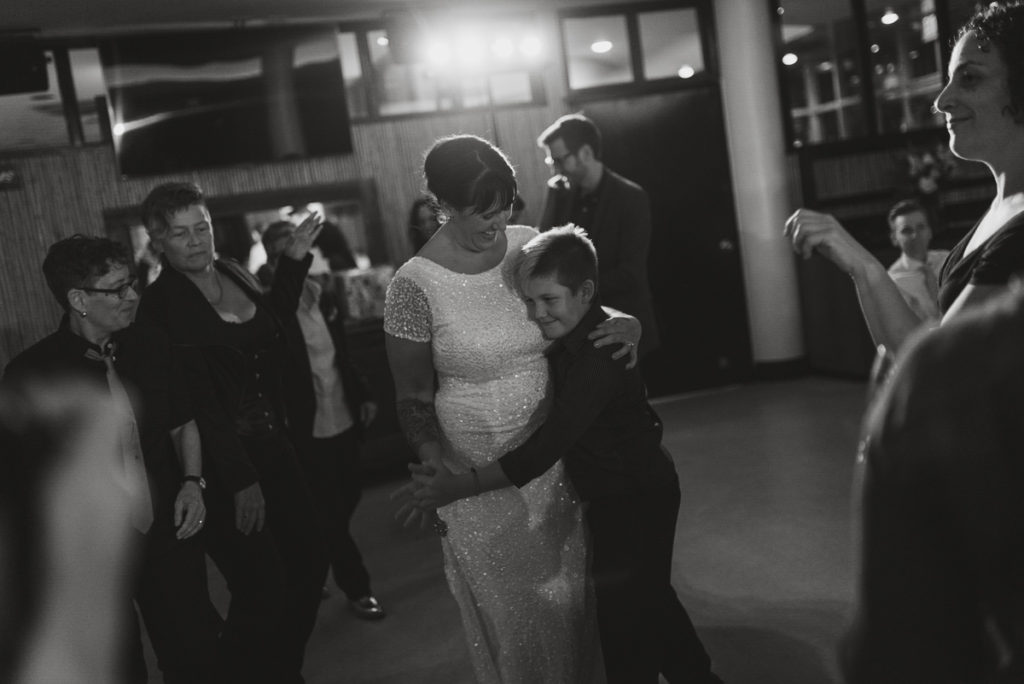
[2,234,220,684]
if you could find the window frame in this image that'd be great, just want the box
[770,0,961,153]
[557,0,718,104]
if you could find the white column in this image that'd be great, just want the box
[715,0,804,362]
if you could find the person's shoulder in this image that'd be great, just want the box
[902,287,1024,383]
[605,168,646,195]
[505,225,539,250]
[4,330,74,384]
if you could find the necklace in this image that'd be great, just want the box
[206,272,224,305]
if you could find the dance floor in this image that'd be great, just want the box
[145,376,868,683]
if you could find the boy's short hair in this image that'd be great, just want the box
[514,224,598,295]
[887,198,928,231]
[140,182,206,240]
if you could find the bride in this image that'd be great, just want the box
[384,134,638,682]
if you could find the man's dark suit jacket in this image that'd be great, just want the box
[539,167,660,356]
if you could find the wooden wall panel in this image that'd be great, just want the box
[0,107,567,367]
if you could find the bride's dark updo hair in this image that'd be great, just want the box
[423,135,518,216]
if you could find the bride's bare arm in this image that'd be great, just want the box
[386,334,444,467]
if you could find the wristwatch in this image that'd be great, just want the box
[182,475,207,490]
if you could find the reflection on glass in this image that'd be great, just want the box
[338,32,369,119]
[368,28,447,115]
[778,0,866,146]
[638,8,705,81]
[563,15,633,89]
[0,50,67,151]
[70,48,107,143]
[865,0,944,133]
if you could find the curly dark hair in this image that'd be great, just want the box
[140,181,206,238]
[957,1,1024,123]
[41,235,132,311]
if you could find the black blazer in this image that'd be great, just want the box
[539,168,661,356]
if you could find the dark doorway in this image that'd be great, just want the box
[578,86,751,396]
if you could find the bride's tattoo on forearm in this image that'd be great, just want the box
[396,398,441,451]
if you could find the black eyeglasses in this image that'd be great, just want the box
[79,279,139,299]
[544,151,577,169]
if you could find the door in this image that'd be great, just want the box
[578,87,751,396]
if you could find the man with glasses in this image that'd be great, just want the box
[886,199,950,322]
[537,113,660,357]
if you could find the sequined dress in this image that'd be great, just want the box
[384,226,600,683]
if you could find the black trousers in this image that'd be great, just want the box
[586,476,716,684]
[120,513,223,684]
[204,431,328,684]
[298,429,372,599]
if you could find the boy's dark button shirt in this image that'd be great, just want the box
[498,302,674,500]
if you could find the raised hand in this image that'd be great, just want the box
[783,208,876,276]
[283,211,325,260]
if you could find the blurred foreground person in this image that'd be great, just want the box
[844,283,1024,683]
[0,381,133,684]
[3,236,219,683]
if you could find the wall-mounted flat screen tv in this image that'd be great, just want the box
[99,27,353,177]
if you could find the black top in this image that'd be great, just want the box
[938,211,1024,313]
[499,302,676,501]
[843,287,1024,683]
[136,254,310,492]
[3,318,190,518]
[218,306,280,436]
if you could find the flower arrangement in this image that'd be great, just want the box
[905,144,957,195]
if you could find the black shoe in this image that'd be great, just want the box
[349,596,386,620]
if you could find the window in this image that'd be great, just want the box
[346,14,546,120]
[638,8,705,80]
[0,50,66,151]
[776,0,867,146]
[563,15,634,89]
[560,3,711,94]
[864,0,944,134]
[775,0,973,148]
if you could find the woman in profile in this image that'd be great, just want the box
[385,134,639,682]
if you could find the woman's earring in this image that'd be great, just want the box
[78,309,87,318]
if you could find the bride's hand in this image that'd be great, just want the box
[410,461,468,510]
[589,311,641,368]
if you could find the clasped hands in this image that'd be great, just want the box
[391,459,463,530]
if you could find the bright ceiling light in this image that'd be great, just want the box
[456,34,485,66]
[870,43,880,53]
[591,40,613,54]
[112,122,126,136]
[782,52,798,66]
[881,9,899,25]
[677,64,695,79]
[376,35,389,47]
[520,35,542,59]
[492,37,515,60]
[425,41,451,66]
